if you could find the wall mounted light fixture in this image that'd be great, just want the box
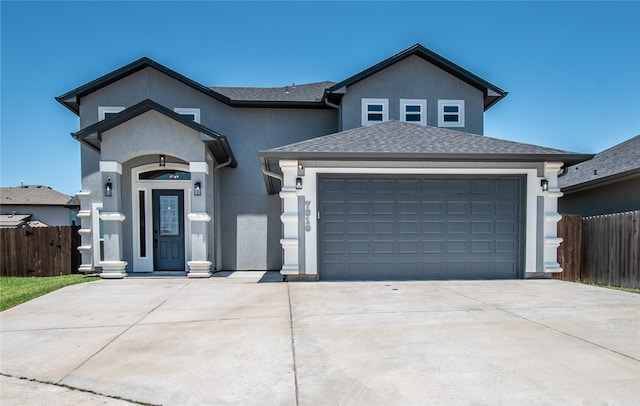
[194,182,202,196]
[540,179,549,192]
[296,177,303,190]
[159,154,166,167]
[105,177,113,197]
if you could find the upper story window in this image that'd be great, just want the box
[400,99,427,126]
[438,100,465,127]
[174,108,200,123]
[361,98,388,126]
[98,106,125,120]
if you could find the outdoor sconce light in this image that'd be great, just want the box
[159,154,166,167]
[541,179,549,192]
[194,182,202,196]
[296,177,303,190]
[104,177,113,197]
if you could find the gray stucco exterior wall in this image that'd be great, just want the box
[76,67,337,271]
[340,55,485,134]
[559,176,640,216]
[218,107,337,270]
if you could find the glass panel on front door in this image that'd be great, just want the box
[159,196,179,236]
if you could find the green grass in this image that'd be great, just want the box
[579,281,640,294]
[0,275,96,311]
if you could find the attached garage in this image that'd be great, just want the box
[259,120,592,281]
[318,175,524,280]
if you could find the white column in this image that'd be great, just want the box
[187,161,212,278]
[76,191,93,273]
[279,160,300,276]
[542,162,564,273]
[99,161,127,278]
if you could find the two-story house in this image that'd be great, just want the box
[57,44,591,280]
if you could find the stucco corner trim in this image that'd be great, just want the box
[187,261,212,278]
[188,212,211,222]
[99,161,123,174]
[99,212,126,222]
[189,162,209,174]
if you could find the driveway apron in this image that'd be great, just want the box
[1,277,639,405]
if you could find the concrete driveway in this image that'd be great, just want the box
[1,274,639,405]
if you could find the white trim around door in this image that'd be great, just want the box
[131,163,192,272]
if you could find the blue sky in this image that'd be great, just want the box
[1,1,639,196]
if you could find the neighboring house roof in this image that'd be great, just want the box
[211,81,335,103]
[71,99,237,167]
[258,120,593,194]
[559,134,640,192]
[65,194,81,209]
[0,185,72,206]
[326,44,508,110]
[0,214,31,228]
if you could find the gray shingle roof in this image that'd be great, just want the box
[559,134,640,190]
[210,81,335,103]
[0,185,72,206]
[261,120,590,161]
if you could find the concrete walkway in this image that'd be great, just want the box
[1,274,639,405]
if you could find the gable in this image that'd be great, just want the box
[327,44,507,110]
[339,55,486,134]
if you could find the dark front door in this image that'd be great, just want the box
[152,190,185,271]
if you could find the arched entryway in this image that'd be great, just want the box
[131,162,192,273]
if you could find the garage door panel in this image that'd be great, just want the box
[323,241,345,255]
[347,221,369,235]
[373,221,394,234]
[496,240,517,253]
[471,180,492,194]
[446,240,468,254]
[372,240,395,254]
[423,240,445,254]
[447,180,469,194]
[471,240,492,253]
[447,221,468,234]
[347,201,369,215]
[323,201,345,215]
[423,221,444,234]
[398,221,419,235]
[318,175,522,280]
[496,221,517,234]
[471,201,493,215]
[347,241,370,254]
[423,201,445,215]
[471,221,492,234]
[447,201,468,215]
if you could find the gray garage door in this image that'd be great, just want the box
[318,175,524,280]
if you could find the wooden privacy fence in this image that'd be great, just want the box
[0,226,81,277]
[556,211,640,289]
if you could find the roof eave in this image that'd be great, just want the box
[561,168,640,193]
[258,151,594,165]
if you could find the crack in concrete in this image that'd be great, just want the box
[0,373,156,405]
[287,283,300,406]
[58,281,191,384]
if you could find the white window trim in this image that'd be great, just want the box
[438,100,465,127]
[174,108,201,123]
[98,106,125,120]
[400,99,427,126]
[361,98,389,126]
